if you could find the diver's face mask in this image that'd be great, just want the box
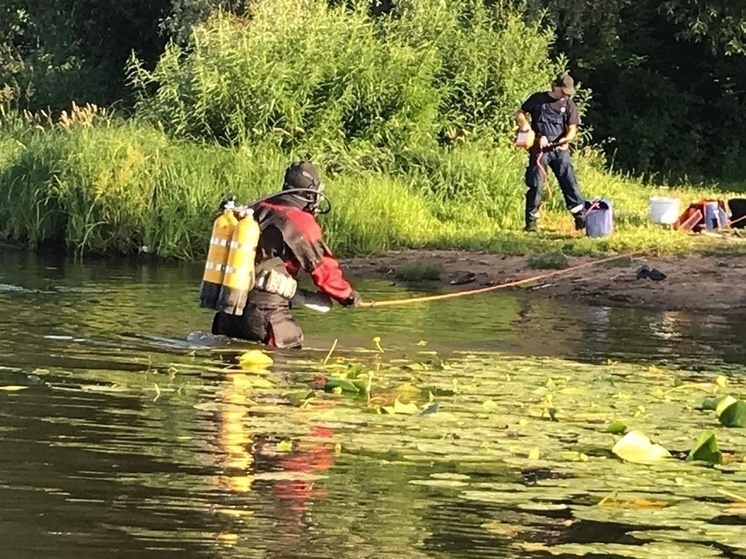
[308,181,331,216]
[283,181,331,216]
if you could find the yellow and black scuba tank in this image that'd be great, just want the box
[215,208,261,315]
[199,208,239,309]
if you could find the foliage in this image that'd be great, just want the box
[515,0,746,182]
[394,263,443,282]
[0,0,173,110]
[2,108,745,259]
[128,0,560,150]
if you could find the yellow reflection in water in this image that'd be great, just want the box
[218,373,255,493]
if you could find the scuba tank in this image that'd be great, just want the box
[216,208,261,315]
[199,204,239,310]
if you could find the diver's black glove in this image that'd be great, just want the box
[341,290,363,308]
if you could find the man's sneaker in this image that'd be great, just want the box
[524,221,538,233]
[573,213,586,231]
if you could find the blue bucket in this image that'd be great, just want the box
[585,199,613,238]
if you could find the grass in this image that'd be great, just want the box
[394,263,443,282]
[1,112,745,260]
[1,1,745,261]
[528,250,569,270]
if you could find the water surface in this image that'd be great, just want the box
[0,250,744,558]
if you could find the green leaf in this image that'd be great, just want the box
[283,389,314,406]
[686,431,722,464]
[238,350,273,369]
[420,402,440,416]
[324,378,363,394]
[394,398,419,415]
[606,420,628,434]
[718,400,746,428]
[715,395,738,416]
[611,430,671,464]
[700,397,720,411]
[402,362,428,371]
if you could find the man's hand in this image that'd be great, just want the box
[539,136,550,149]
[515,109,531,132]
[342,290,363,307]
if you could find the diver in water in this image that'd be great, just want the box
[211,161,362,349]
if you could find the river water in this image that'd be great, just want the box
[0,250,744,558]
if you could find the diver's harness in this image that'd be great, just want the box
[200,183,335,315]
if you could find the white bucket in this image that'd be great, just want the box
[649,197,680,225]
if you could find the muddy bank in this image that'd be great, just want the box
[342,249,746,314]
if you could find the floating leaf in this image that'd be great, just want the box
[715,395,738,416]
[699,397,720,411]
[686,431,722,464]
[238,350,273,369]
[714,375,728,390]
[612,430,671,464]
[528,447,541,460]
[394,398,419,415]
[718,400,746,428]
[482,399,498,410]
[0,385,28,392]
[420,402,440,416]
[284,389,314,406]
[606,420,628,434]
[324,378,364,394]
[217,509,254,519]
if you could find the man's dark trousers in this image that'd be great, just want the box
[525,148,584,225]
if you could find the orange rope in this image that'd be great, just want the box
[536,151,553,202]
[359,252,642,308]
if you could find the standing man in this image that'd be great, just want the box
[515,72,586,232]
[212,161,362,349]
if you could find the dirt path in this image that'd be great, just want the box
[342,249,746,314]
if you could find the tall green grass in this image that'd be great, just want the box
[2,110,744,259]
[1,0,744,259]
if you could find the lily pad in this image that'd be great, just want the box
[686,431,722,464]
[719,400,746,428]
[612,430,671,464]
[238,350,273,369]
[283,389,314,406]
[606,420,628,434]
[716,395,739,416]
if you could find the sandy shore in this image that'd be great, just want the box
[342,249,746,314]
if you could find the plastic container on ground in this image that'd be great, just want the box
[585,199,613,238]
[649,197,680,225]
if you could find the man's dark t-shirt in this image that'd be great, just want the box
[521,92,579,142]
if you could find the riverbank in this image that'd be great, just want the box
[342,249,746,314]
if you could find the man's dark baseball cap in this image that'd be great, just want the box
[553,72,576,96]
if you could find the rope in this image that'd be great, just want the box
[359,251,642,308]
[536,151,553,202]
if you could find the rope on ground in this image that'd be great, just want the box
[359,251,643,308]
